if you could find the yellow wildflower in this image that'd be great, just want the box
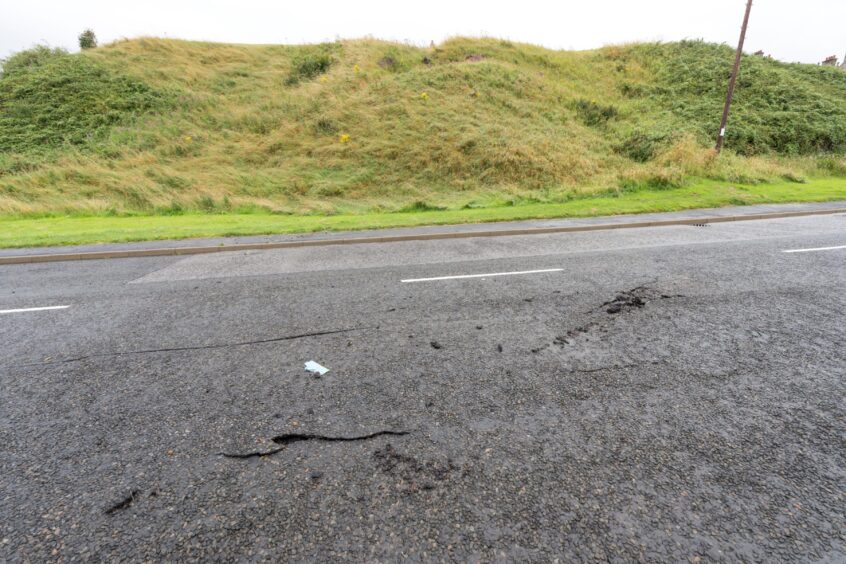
[339,133,350,144]
[420,92,429,101]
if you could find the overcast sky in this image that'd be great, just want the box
[2,1,845,64]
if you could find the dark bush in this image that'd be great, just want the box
[573,99,618,127]
[399,201,447,213]
[377,46,415,73]
[615,131,671,163]
[79,29,98,50]
[619,82,647,98]
[313,118,338,135]
[285,44,339,86]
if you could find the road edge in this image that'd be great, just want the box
[2,207,845,265]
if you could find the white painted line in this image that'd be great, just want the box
[0,305,70,315]
[402,268,563,283]
[782,245,846,254]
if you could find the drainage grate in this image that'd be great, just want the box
[690,223,710,228]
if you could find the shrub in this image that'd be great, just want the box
[399,201,447,213]
[285,43,339,86]
[313,118,338,136]
[619,82,647,98]
[817,156,846,176]
[615,131,671,163]
[572,99,618,127]
[0,48,171,152]
[0,45,67,77]
[79,29,98,50]
[377,46,416,73]
[618,168,686,192]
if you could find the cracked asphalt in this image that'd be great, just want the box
[1,213,845,562]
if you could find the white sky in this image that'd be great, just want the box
[2,0,845,64]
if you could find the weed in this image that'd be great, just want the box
[197,195,216,211]
[573,99,618,127]
[314,119,338,136]
[285,43,339,86]
[616,131,671,163]
[377,45,417,73]
[817,156,846,176]
[399,201,447,213]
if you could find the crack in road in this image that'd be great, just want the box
[220,430,410,459]
[10,327,367,368]
[569,360,666,374]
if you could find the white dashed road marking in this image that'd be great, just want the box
[782,245,846,254]
[0,305,70,314]
[401,269,563,283]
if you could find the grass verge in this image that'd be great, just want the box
[1,178,844,249]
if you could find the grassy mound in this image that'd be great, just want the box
[621,41,846,155]
[0,37,844,217]
[0,46,172,153]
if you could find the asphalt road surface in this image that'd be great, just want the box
[1,213,845,562]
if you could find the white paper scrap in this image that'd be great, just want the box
[304,361,329,376]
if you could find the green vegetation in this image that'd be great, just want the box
[0,37,843,239]
[627,42,846,155]
[78,29,98,50]
[1,177,843,248]
[285,43,340,85]
[0,46,171,153]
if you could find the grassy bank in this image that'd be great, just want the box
[2,178,843,248]
[1,38,846,220]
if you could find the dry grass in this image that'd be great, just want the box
[0,37,844,218]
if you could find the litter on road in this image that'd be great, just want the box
[304,361,329,375]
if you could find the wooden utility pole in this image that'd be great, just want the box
[716,0,754,154]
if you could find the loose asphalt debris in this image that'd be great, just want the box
[104,490,141,515]
[601,286,683,315]
[430,341,443,350]
[554,325,594,345]
[554,286,683,346]
[373,443,461,494]
[220,430,410,460]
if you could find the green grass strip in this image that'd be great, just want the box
[2,178,844,249]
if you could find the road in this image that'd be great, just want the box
[1,212,845,561]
